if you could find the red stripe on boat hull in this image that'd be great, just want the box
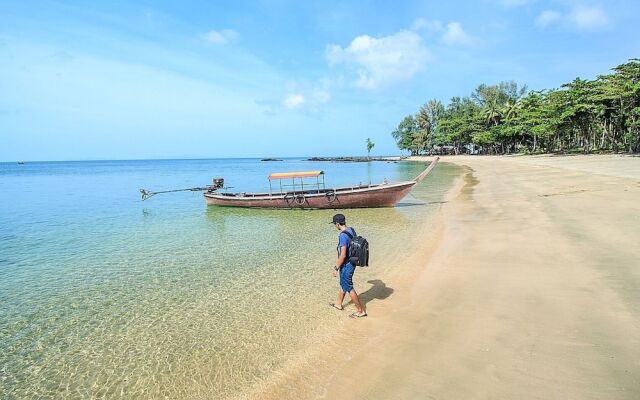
[203,182,416,209]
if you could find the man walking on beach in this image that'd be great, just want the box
[330,214,367,318]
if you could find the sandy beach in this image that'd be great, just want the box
[256,154,640,400]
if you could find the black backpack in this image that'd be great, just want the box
[342,229,369,267]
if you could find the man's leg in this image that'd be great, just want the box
[348,289,365,315]
[334,289,346,309]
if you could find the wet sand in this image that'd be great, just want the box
[254,154,640,399]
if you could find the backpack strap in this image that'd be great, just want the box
[341,229,354,240]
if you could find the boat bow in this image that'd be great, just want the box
[413,157,440,183]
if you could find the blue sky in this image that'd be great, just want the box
[1,0,639,161]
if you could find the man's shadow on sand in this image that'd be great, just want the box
[345,279,394,307]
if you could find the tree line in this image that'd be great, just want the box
[392,59,640,155]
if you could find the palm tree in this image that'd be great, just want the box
[502,100,520,122]
[484,100,502,126]
[366,138,375,159]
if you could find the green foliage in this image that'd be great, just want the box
[390,59,640,154]
[366,138,375,158]
[438,96,484,153]
[391,115,420,154]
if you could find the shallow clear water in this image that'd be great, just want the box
[0,158,460,399]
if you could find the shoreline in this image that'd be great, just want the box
[304,156,406,162]
[242,161,463,400]
[253,154,640,399]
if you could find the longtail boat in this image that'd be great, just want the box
[201,157,439,209]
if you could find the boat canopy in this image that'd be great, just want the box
[268,171,324,181]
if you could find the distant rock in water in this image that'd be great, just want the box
[305,156,406,162]
[261,158,284,162]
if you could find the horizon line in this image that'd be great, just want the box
[1,154,404,163]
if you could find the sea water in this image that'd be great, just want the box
[0,158,460,399]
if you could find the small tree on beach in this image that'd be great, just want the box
[366,138,375,159]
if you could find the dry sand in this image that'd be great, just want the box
[253,154,640,400]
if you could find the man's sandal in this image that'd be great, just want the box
[349,312,367,318]
[329,303,344,311]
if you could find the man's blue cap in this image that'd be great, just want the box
[331,214,346,224]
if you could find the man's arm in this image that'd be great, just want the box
[335,245,347,270]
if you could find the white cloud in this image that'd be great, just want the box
[326,30,429,89]
[284,93,305,109]
[442,22,474,46]
[411,19,476,46]
[535,6,610,31]
[275,78,332,113]
[280,78,331,112]
[201,29,239,45]
[568,6,610,30]
[536,10,562,27]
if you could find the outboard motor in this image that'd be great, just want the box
[212,178,225,190]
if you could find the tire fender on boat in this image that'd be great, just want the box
[325,190,337,203]
[294,194,306,205]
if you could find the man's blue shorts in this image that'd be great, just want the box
[339,262,355,292]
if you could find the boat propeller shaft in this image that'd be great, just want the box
[139,178,226,201]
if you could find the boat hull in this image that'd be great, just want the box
[203,181,416,209]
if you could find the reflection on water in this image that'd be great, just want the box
[0,159,461,399]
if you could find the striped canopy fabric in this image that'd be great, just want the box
[267,171,324,180]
